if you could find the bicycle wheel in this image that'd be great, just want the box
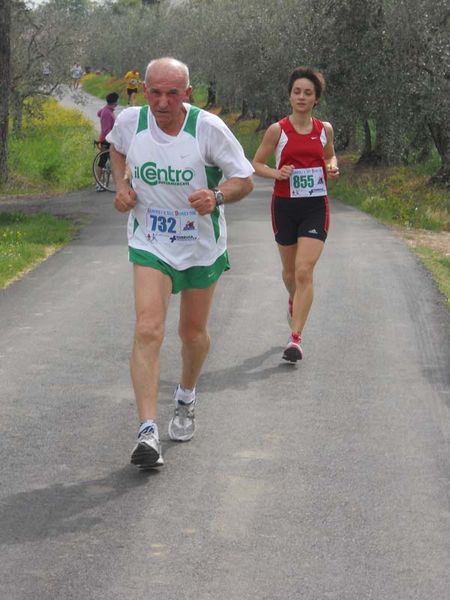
[92,150,116,193]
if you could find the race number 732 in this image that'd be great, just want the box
[149,214,176,233]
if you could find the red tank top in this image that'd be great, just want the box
[273,116,328,198]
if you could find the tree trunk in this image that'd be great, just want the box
[358,118,402,167]
[356,120,375,165]
[204,80,216,109]
[335,121,357,152]
[428,121,450,186]
[0,0,11,185]
[12,96,24,136]
[256,109,280,132]
[236,98,255,121]
[373,119,400,166]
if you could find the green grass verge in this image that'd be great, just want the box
[1,98,95,196]
[415,247,450,304]
[226,116,266,162]
[0,212,76,288]
[81,73,141,107]
[327,155,449,231]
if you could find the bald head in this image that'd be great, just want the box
[145,57,190,88]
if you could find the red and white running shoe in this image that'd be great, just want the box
[282,333,303,363]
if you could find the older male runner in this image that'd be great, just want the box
[107,57,254,469]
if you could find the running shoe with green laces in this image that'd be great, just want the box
[168,388,196,442]
[282,333,303,363]
[130,425,164,468]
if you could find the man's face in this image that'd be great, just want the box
[144,66,192,133]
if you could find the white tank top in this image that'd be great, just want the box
[126,105,227,270]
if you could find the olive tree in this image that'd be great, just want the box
[10,0,90,133]
[0,0,11,184]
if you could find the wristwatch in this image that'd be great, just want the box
[213,188,225,206]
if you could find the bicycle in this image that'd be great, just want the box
[92,141,116,193]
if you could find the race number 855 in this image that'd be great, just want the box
[293,174,314,189]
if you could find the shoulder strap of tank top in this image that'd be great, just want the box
[183,105,201,138]
[136,106,149,134]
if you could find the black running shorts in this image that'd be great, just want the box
[271,195,330,245]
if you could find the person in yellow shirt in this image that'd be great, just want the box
[124,67,141,106]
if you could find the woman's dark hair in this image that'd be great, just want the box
[287,67,325,99]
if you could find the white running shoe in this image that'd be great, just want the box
[130,425,164,468]
[168,387,196,442]
[282,333,303,363]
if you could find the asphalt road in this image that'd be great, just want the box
[1,179,449,599]
[1,93,449,598]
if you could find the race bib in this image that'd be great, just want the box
[289,167,327,198]
[144,207,199,244]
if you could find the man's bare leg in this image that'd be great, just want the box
[130,264,172,422]
[178,283,217,389]
[168,283,217,442]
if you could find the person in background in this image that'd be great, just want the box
[124,67,141,106]
[70,63,84,90]
[95,92,119,192]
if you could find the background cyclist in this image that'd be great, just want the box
[95,92,119,192]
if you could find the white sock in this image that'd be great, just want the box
[176,385,196,405]
[139,420,158,436]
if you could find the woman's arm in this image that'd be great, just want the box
[252,123,294,181]
[323,122,340,179]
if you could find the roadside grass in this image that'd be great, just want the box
[415,247,450,303]
[81,73,143,107]
[0,212,76,288]
[1,98,95,196]
[225,115,266,162]
[327,154,449,231]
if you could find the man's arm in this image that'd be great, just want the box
[188,176,253,216]
[109,145,137,213]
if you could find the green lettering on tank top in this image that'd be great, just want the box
[183,106,201,138]
[136,106,149,134]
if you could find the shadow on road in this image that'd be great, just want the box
[0,466,154,545]
[158,345,294,399]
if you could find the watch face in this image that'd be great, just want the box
[215,190,225,205]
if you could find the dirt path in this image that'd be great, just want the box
[392,226,450,256]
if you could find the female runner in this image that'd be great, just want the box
[253,66,339,363]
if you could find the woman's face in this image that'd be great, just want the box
[289,78,317,113]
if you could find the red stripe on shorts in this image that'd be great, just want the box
[324,196,330,233]
[271,194,278,235]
